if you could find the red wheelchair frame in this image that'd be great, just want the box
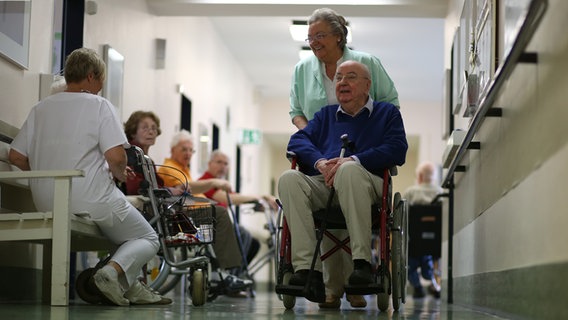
[274,152,408,312]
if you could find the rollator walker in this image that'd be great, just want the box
[75,146,216,306]
[275,134,409,311]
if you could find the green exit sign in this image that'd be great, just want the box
[239,129,262,145]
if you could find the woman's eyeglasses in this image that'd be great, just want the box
[305,32,330,43]
[140,126,158,133]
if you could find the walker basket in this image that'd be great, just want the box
[162,204,216,247]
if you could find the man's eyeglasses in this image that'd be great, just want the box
[335,72,368,83]
[305,32,330,43]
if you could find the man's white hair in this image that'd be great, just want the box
[169,129,193,149]
[209,149,228,162]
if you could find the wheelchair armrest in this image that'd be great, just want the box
[286,151,298,169]
[389,166,398,176]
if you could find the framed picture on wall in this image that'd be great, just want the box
[102,45,125,118]
[442,68,452,140]
[198,123,210,173]
[0,1,31,69]
[451,26,462,115]
[473,0,496,102]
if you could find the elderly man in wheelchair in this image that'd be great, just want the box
[278,60,408,307]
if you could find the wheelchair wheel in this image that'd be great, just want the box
[376,263,390,312]
[189,268,208,306]
[400,198,408,304]
[282,272,296,309]
[76,268,103,304]
[391,194,408,311]
[377,292,390,312]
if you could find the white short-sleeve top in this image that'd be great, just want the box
[11,92,130,220]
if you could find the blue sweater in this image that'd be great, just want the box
[288,101,408,176]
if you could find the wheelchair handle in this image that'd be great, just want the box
[340,134,351,158]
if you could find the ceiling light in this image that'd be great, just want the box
[289,20,352,43]
[299,46,313,60]
[289,20,307,42]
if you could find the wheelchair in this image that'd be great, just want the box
[75,146,214,306]
[275,150,409,312]
[407,201,443,297]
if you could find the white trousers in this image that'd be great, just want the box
[278,162,383,296]
[88,198,159,288]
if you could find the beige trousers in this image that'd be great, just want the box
[278,162,383,296]
[212,205,243,269]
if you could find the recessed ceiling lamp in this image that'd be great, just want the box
[298,46,313,60]
[289,20,308,42]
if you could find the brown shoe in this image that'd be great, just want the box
[346,294,367,308]
[318,295,341,309]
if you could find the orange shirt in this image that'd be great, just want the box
[157,158,206,198]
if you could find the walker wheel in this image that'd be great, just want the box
[190,269,207,306]
[76,268,103,304]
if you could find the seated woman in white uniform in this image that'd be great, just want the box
[8,48,171,306]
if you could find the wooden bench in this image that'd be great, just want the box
[0,121,113,306]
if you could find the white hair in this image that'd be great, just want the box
[169,129,193,149]
[209,149,228,162]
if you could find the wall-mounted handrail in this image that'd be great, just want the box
[442,0,548,188]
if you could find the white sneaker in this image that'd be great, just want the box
[125,281,173,305]
[93,267,130,306]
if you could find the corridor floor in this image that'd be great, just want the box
[1,282,508,320]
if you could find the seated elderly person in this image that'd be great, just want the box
[278,60,407,303]
[157,130,253,292]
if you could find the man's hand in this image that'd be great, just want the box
[316,157,354,187]
[261,195,279,211]
[168,184,187,196]
[212,178,232,192]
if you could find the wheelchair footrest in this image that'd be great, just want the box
[344,283,384,295]
[275,284,305,297]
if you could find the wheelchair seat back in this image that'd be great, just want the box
[408,202,442,258]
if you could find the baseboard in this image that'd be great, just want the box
[451,262,568,319]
